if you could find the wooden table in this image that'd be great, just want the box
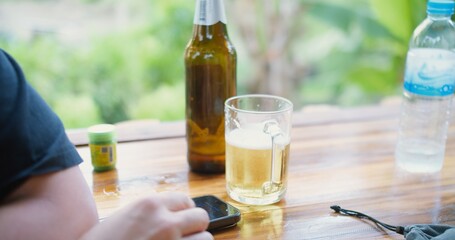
[71,102,455,240]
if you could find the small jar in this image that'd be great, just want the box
[88,124,117,172]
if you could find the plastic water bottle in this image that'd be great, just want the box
[395,0,455,173]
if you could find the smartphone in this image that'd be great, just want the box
[193,195,241,231]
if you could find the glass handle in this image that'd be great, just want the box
[262,120,284,194]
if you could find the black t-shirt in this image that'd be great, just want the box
[0,49,83,198]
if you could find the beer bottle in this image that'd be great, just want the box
[184,0,237,173]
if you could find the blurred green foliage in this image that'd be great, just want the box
[0,0,430,128]
[0,0,193,128]
[297,0,427,106]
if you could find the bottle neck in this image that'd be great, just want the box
[193,22,228,41]
[192,0,229,40]
[427,13,453,20]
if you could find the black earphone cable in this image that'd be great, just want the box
[330,205,404,235]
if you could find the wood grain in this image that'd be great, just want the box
[74,103,455,239]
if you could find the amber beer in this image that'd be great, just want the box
[225,95,293,205]
[226,124,290,205]
[184,0,236,173]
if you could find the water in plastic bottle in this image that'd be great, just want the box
[395,0,455,173]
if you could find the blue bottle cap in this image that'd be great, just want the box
[427,0,455,15]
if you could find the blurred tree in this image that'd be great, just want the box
[0,0,431,128]
[229,0,427,107]
[229,0,303,98]
[0,0,193,127]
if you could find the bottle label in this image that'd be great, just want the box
[194,0,227,26]
[404,48,455,96]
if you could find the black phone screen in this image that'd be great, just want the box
[193,195,241,231]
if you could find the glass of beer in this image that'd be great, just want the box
[225,94,293,205]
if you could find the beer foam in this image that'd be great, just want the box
[226,123,289,150]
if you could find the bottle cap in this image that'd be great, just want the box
[193,0,227,25]
[88,124,116,143]
[427,0,455,15]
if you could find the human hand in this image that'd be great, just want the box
[80,192,212,240]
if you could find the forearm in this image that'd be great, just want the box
[0,197,75,239]
[0,166,98,240]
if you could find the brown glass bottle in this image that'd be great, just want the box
[185,0,237,173]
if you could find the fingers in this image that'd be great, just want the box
[159,192,195,211]
[175,207,210,235]
[158,192,211,238]
[90,192,211,240]
[154,192,211,239]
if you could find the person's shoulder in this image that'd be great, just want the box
[0,48,7,56]
[0,48,25,89]
[0,48,13,66]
